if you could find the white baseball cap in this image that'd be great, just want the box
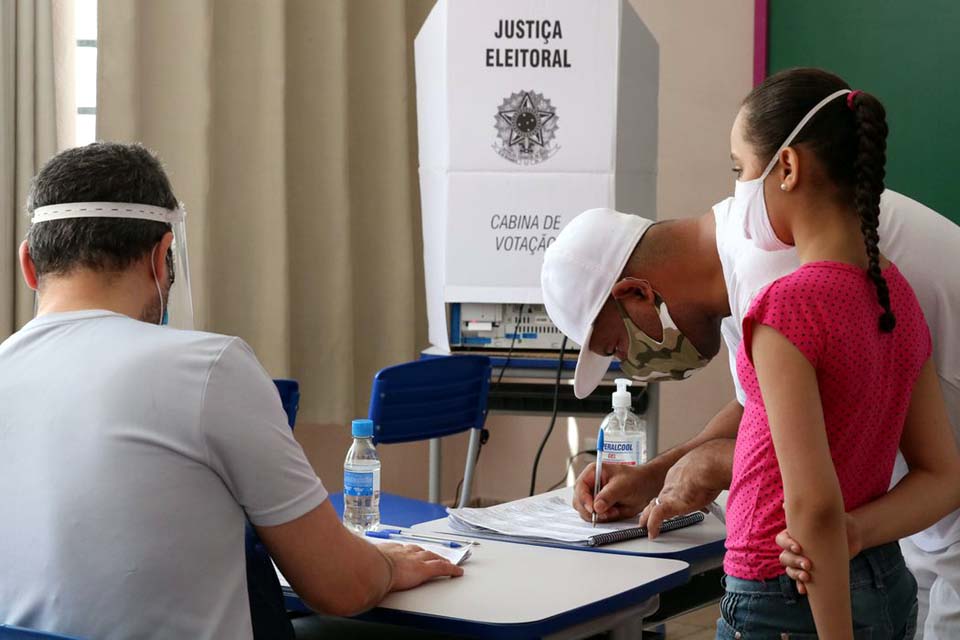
[541,208,655,399]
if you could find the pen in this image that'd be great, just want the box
[377,528,478,546]
[593,427,605,528]
[365,530,463,548]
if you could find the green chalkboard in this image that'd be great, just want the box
[768,0,959,225]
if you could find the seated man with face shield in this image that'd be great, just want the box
[0,143,462,640]
[542,193,960,638]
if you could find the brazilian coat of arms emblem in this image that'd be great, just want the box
[494,90,559,165]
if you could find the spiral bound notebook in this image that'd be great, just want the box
[583,512,705,547]
[446,492,705,548]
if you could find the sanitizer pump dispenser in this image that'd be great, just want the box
[599,378,647,466]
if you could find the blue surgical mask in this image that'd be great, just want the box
[151,245,167,327]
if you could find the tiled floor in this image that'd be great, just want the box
[653,603,719,640]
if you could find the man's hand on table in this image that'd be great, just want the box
[775,514,863,595]
[572,461,665,523]
[378,543,464,593]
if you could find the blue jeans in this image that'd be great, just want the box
[717,542,918,639]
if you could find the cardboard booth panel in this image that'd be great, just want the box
[443,172,614,303]
[414,0,659,350]
[445,0,620,173]
[419,169,451,350]
[414,0,449,171]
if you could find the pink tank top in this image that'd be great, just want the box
[724,261,931,580]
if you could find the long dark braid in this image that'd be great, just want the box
[849,91,894,332]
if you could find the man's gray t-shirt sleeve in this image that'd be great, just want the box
[200,338,327,526]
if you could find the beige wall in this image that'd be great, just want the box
[296,0,753,504]
[630,0,751,454]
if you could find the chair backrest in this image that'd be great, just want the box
[0,626,82,640]
[272,379,300,430]
[368,356,491,445]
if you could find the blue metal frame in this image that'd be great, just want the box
[0,626,83,640]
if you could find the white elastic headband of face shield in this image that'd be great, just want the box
[30,202,195,330]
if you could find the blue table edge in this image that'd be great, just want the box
[283,561,688,639]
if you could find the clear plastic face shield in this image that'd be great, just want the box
[29,202,195,330]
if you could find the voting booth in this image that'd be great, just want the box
[416,0,659,353]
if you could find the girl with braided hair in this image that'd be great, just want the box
[718,68,960,639]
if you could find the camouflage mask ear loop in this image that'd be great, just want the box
[614,292,666,345]
[612,294,710,382]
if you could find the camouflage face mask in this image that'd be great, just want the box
[614,296,710,382]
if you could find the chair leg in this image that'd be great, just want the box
[428,438,442,503]
[457,429,482,509]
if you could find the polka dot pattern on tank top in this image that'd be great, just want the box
[724,261,932,581]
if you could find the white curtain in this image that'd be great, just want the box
[97,0,434,424]
[0,0,75,338]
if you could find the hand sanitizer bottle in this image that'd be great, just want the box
[599,379,647,466]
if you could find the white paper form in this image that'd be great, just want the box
[447,492,641,544]
[367,537,473,566]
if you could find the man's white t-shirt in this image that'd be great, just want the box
[715,189,960,552]
[0,311,327,639]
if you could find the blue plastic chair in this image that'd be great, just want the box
[0,625,83,639]
[273,379,301,429]
[330,355,491,527]
[243,379,302,639]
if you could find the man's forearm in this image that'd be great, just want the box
[854,469,960,552]
[647,398,742,483]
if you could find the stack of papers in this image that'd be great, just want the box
[447,492,642,545]
[447,491,705,547]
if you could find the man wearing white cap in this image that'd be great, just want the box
[541,206,733,521]
[541,191,960,636]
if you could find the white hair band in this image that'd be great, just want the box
[31,202,185,225]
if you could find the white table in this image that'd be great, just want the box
[282,528,689,639]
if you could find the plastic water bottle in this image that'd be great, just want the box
[343,418,381,533]
[599,379,647,466]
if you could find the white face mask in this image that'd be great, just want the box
[733,88,852,252]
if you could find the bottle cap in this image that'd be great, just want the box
[613,378,633,408]
[352,419,374,438]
